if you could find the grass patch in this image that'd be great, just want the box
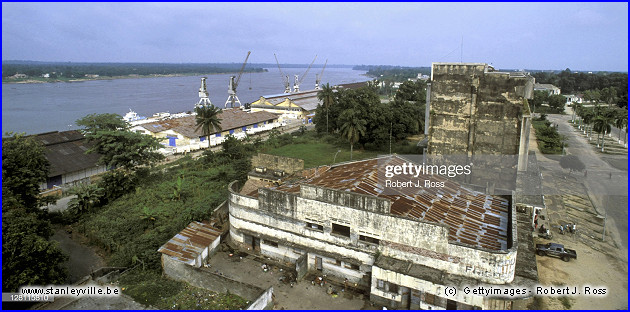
[119,270,248,309]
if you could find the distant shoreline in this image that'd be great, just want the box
[2,72,250,84]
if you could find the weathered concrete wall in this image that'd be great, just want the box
[252,153,304,174]
[371,265,484,309]
[427,63,534,191]
[161,254,264,302]
[246,286,273,310]
[228,181,517,285]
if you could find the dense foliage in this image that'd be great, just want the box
[2,61,266,79]
[76,113,164,170]
[532,69,628,107]
[2,133,50,209]
[529,90,566,113]
[313,84,425,150]
[2,134,68,292]
[532,114,565,154]
[353,65,431,81]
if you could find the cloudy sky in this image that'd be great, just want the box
[2,2,627,71]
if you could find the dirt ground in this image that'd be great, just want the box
[529,119,628,310]
[206,247,377,310]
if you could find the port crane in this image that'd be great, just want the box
[315,59,328,89]
[293,55,317,93]
[274,53,291,93]
[225,51,251,108]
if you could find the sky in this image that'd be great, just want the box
[2,2,628,72]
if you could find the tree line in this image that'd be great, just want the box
[532,69,628,107]
[314,81,426,158]
[2,62,266,79]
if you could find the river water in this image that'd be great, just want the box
[2,67,368,135]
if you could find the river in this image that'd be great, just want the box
[2,67,369,135]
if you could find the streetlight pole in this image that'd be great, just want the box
[333,149,341,165]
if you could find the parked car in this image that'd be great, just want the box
[535,243,577,262]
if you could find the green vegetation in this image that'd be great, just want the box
[76,113,164,170]
[194,105,223,140]
[532,114,565,154]
[118,270,248,310]
[353,65,430,81]
[313,83,425,151]
[2,133,68,292]
[2,61,266,82]
[532,69,627,108]
[529,90,566,114]
[572,104,627,152]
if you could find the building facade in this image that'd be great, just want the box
[426,63,534,192]
[228,156,534,309]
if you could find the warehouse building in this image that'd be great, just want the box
[33,130,107,191]
[228,155,537,309]
[131,108,280,154]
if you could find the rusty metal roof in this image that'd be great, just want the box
[270,156,509,251]
[157,221,223,265]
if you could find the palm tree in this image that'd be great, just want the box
[593,116,611,152]
[194,105,222,142]
[339,108,366,160]
[317,83,335,134]
[68,183,103,215]
[582,111,594,138]
[614,110,628,145]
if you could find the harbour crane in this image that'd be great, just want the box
[315,59,328,89]
[274,53,291,93]
[293,55,317,93]
[225,51,251,108]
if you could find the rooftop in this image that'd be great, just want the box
[157,221,223,265]
[139,108,278,138]
[31,130,102,177]
[259,156,510,251]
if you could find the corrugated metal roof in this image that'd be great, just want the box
[270,156,509,251]
[258,90,321,112]
[139,109,278,138]
[31,130,103,177]
[157,221,223,265]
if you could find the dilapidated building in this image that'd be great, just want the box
[426,63,534,192]
[228,155,537,309]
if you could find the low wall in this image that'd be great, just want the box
[162,254,266,302]
[246,286,273,310]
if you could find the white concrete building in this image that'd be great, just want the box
[228,155,537,309]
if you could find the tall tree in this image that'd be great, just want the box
[194,105,223,141]
[614,110,628,145]
[76,113,164,170]
[339,108,366,160]
[2,133,50,210]
[76,113,128,135]
[592,116,611,151]
[317,83,335,134]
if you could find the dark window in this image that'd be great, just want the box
[344,263,360,270]
[332,223,350,237]
[376,279,399,294]
[359,235,380,245]
[307,222,324,231]
[264,239,279,248]
[335,259,342,266]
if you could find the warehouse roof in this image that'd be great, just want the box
[254,89,321,112]
[270,156,510,251]
[31,130,102,177]
[140,108,278,138]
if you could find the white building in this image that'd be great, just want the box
[228,155,537,309]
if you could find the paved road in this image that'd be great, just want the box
[545,114,628,249]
